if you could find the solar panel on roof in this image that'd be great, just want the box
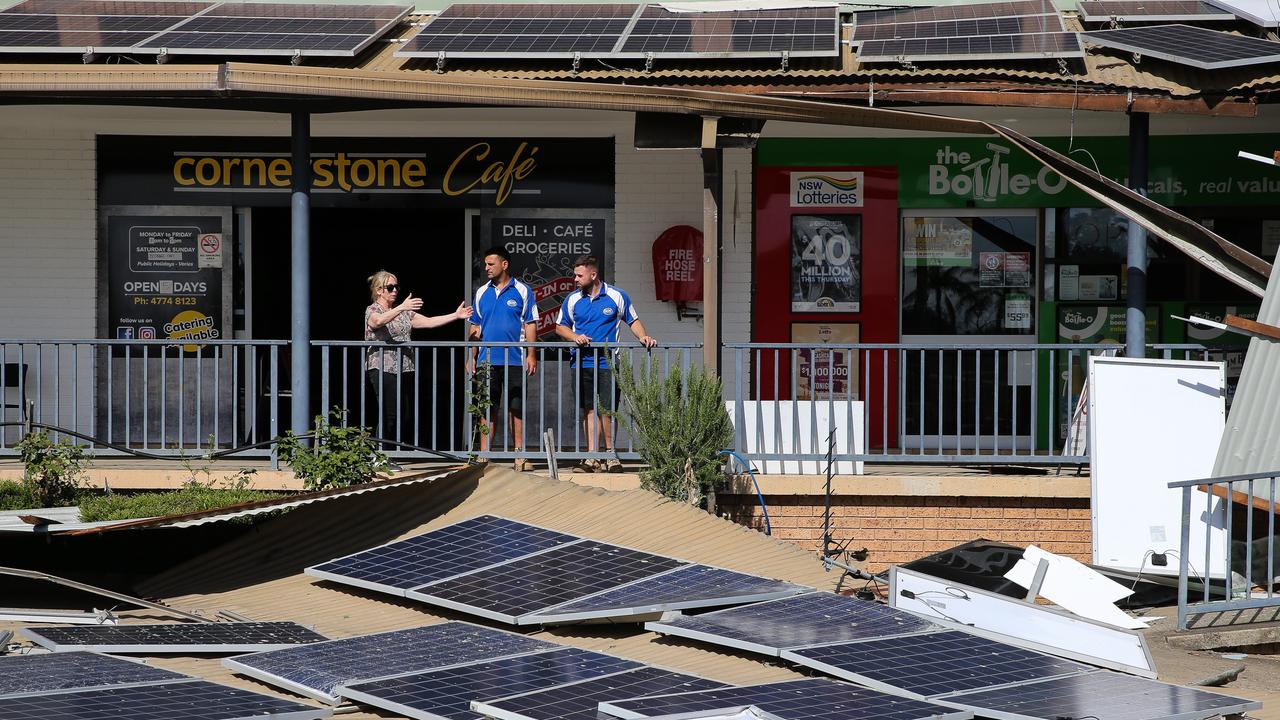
[397,3,638,59]
[939,671,1261,720]
[858,31,1084,62]
[21,621,328,653]
[617,5,840,58]
[221,622,555,704]
[523,564,810,624]
[854,1,1056,26]
[1077,0,1237,22]
[472,667,729,720]
[0,651,186,698]
[646,592,939,656]
[337,647,643,720]
[781,631,1093,699]
[1203,0,1279,26]
[0,0,410,57]
[408,540,686,624]
[1081,23,1280,67]
[306,515,580,596]
[597,678,973,720]
[851,14,1062,43]
[0,679,331,720]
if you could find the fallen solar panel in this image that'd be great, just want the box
[597,678,973,720]
[646,592,1260,720]
[0,650,330,720]
[471,666,730,720]
[222,621,557,703]
[306,514,809,624]
[336,646,645,720]
[21,620,328,653]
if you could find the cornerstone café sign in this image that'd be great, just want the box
[98,136,614,209]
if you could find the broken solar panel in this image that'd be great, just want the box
[306,514,580,595]
[337,647,643,720]
[852,14,1062,43]
[0,650,186,698]
[0,0,410,57]
[396,2,839,60]
[646,591,939,656]
[21,621,328,653]
[310,515,807,625]
[1077,0,1237,22]
[0,679,331,720]
[851,0,1083,62]
[617,5,840,58]
[409,540,686,624]
[525,565,809,624]
[472,667,729,720]
[781,630,1093,699]
[222,621,555,704]
[1203,0,1280,26]
[597,678,972,720]
[1081,23,1280,68]
[939,670,1261,720]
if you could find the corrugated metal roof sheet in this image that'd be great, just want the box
[1214,261,1280,477]
[88,466,839,716]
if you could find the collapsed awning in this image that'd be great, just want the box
[0,62,1267,295]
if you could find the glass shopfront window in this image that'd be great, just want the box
[900,211,1039,449]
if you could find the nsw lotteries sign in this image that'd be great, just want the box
[790,171,863,208]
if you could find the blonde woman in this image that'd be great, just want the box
[365,270,471,445]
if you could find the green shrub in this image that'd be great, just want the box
[0,479,37,511]
[16,429,87,507]
[79,487,286,522]
[614,353,734,506]
[277,407,388,491]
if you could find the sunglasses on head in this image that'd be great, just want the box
[383,284,399,292]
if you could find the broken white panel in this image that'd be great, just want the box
[889,566,1155,678]
[658,1,835,12]
[0,608,118,625]
[1005,546,1148,630]
[1007,544,1134,608]
[1088,356,1229,578]
[727,401,864,474]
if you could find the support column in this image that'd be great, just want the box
[291,111,312,436]
[1126,111,1149,358]
[701,116,721,373]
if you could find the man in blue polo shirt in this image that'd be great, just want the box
[469,246,538,470]
[555,255,656,473]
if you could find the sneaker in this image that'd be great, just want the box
[605,458,624,473]
[573,459,602,473]
[513,457,533,472]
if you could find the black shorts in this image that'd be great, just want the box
[486,365,524,419]
[577,366,619,411]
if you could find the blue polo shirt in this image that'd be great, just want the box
[471,277,537,366]
[557,282,639,369]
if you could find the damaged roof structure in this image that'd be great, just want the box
[0,466,1272,719]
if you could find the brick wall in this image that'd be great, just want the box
[719,494,1092,571]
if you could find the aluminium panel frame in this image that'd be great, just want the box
[1077,4,1236,21]
[924,677,1262,720]
[1080,27,1280,68]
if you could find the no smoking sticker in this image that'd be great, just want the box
[197,232,223,268]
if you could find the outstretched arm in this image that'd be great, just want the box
[411,302,472,329]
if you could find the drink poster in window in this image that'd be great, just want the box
[790,214,861,312]
[792,322,860,400]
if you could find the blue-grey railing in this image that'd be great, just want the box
[314,340,699,462]
[0,339,287,458]
[1170,470,1280,630]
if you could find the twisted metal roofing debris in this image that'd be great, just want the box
[0,468,459,535]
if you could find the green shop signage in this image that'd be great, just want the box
[759,134,1280,208]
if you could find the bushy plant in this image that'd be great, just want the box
[614,353,734,506]
[0,479,37,511]
[16,429,87,507]
[278,407,388,491]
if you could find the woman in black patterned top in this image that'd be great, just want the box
[365,270,471,446]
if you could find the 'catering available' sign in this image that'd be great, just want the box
[99,136,614,209]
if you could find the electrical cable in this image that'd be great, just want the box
[720,449,771,536]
